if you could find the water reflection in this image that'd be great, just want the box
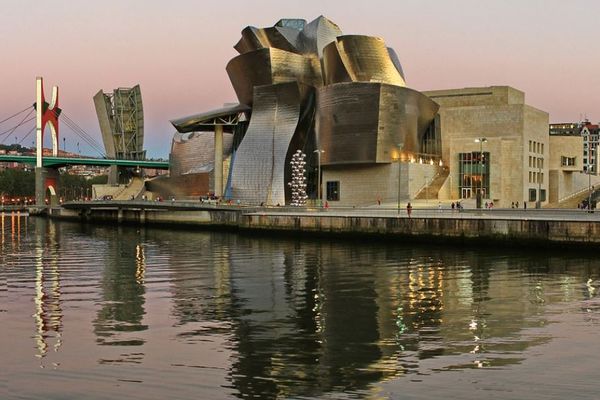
[33,219,63,365]
[93,228,148,347]
[2,218,600,399]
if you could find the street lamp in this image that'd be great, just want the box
[313,149,324,206]
[474,138,488,209]
[537,156,544,209]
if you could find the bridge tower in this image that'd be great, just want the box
[35,77,61,207]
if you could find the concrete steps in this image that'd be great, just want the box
[413,168,449,200]
[114,177,145,200]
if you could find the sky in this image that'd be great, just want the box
[1,0,599,158]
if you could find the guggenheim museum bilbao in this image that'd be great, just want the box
[153,16,590,208]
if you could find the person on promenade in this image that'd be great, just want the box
[524,202,527,210]
[377,196,381,206]
[438,201,442,212]
[406,202,412,218]
[516,201,519,208]
[511,202,515,208]
[451,202,455,211]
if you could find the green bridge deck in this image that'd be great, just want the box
[0,155,169,169]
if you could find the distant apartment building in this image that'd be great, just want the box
[549,120,599,173]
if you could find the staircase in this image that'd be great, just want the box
[114,177,146,200]
[413,167,449,200]
[547,188,600,208]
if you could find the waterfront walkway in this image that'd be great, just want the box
[58,199,600,222]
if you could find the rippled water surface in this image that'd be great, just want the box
[2,213,600,399]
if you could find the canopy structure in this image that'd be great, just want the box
[170,104,250,133]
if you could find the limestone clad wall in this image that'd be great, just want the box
[322,163,437,207]
[423,86,550,207]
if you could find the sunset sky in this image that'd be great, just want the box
[1,0,599,157]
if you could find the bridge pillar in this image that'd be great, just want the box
[107,165,119,185]
[214,125,223,197]
[35,167,60,207]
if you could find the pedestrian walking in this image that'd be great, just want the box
[406,202,413,218]
[451,202,455,211]
[438,201,442,212]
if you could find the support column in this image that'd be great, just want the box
[35,167,59,207]
[214,125,223,197]
[107,165,119,185]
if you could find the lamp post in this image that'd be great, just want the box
[314,149,324,206]
[474,138,487,209]
[588,149,593,212]
[537,157,543,209]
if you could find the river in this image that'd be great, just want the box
[2,212,599,399]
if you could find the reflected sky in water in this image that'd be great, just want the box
[2,214,600,399]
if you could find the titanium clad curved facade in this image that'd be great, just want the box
[170,131,233,176]
[168,16,442,205]
[234,26,301,55]
[230,82,311,205]
[322,36,406,86]
[226,48,321,106]
[317,83,439,165]
[298,16,342,57]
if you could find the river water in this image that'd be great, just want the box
[2,213,600,399]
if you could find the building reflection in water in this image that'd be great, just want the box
[32,218,63,367]
[160,236,600,399]
[93,230,148,348]
[19,220,594,399]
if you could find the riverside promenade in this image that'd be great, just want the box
[34,200,600,248]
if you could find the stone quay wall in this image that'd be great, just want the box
[43,202,600,248]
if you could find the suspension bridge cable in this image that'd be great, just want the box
[55,115,106,157]
[0,105,33,125]
[18,125,36,145]
[59,112,105,151]
[0,116,36,138]
[59,118,106,156]
[53,112,106,157]
[0,108,35,143]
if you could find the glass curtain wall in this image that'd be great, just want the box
[458,152,490,199]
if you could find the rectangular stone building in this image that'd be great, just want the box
[424,86,549,208]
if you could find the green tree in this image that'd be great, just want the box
[0,169,35,197]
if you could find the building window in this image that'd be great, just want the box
[458,152,490,199]
[561,156,576,166]
[529,140,532,152]
[529,189,537,202]
[326,181,339,201]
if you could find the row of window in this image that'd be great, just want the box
[529,189,546,202]
[561,156,576,166]
[528,156,544,169]
[528,171,544,184]
[528,140,544,154]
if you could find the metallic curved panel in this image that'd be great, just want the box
[226,48,321,106]
[317,83,438,166]
[170,131,233,176]
[298,16,341,58]
[230,82,310,205]
[322,36,406,87]
[387,47,405,81]
[234,26,301,55]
